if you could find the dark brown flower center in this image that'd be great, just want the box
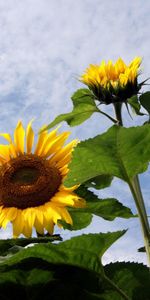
[0,154,62,209]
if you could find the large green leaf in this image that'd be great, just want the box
[0,261,149,300]
[0,232,125,275]
[64,124,150,186]
[0,265,102,300]
[139,91,150,114]
[0,264,102,300]
[102,262,150,300]
[42,89,99,130]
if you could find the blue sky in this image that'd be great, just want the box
[0,0,150,265]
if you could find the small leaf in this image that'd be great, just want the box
[140,91,150,114]
[74,186,133,220]
[128,95,144,115]
[41,89,99,131]
[60,211,93,230]
[64,124,150,186]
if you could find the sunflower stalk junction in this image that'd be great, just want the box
[113,102,150,267]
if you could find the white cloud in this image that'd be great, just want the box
[0,0,150,265]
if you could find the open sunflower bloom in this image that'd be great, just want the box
[80,57,142,104]
[0,121,85,238]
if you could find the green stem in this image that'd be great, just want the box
[113,102,150,267]
[104,275,131,300]
[132,176,150,231]
[113,102,123,126]
[128,179,150,266]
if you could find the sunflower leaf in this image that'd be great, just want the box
[0,235,62,256]
[0,261,149,299]
[60,211,93,230]
[64,124,150,186]
[41,89,99,131]
[102,262,150,300]
[0,231,126,275]
[73,186,134,220]
[139,91,150,114]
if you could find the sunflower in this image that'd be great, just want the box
[80,57,142,104]
[0,121,85,238]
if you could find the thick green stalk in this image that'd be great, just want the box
[128,179,150,266]
[113,102,150,267]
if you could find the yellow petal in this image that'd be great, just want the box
[0,145,10,160]
[14,121,25,154]
[49,140,78,164]
[38,126,60,156]
[59,183,78,192]
[0,211,5,226]
[44,218,54,235]
[59,165,69,176]
[51,192,75,206]
[6,207,17,221]
[22,223,32,238]
[34,131,48,155]
[2,218,10,229]
[43,132,70,158]
[55,153,72,169]
[56,206,73,225]
[9,143,18,158]
[23,208,35,229]
[45,205,61,224]
[26,120,34,154]
[13,210,24,237]
[0,133,12,143]
[34,210,44,235]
